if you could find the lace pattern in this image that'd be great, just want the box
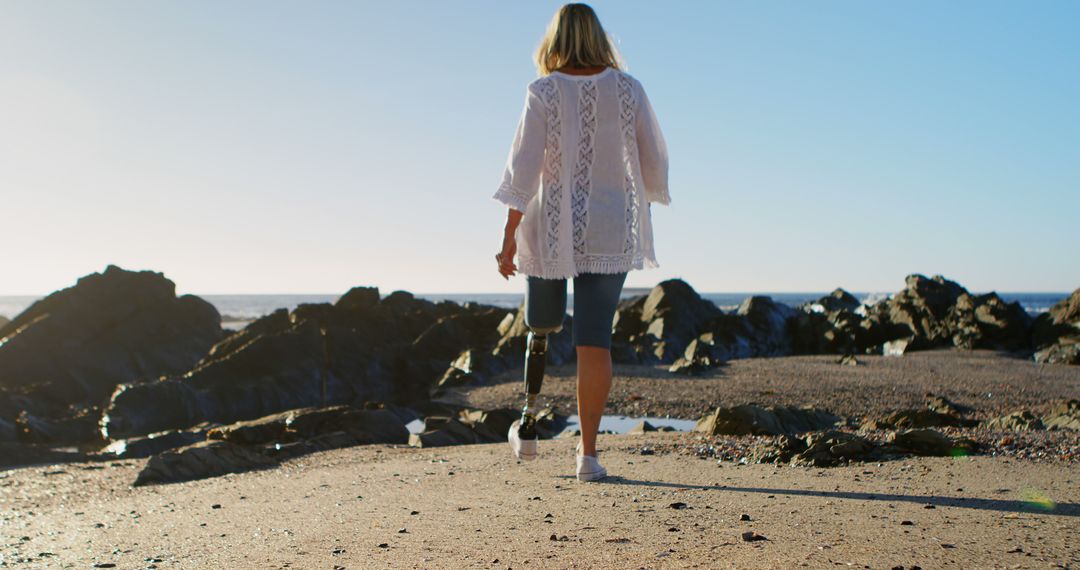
[539,78,563,260]
[571,79,598,255]
[617,74,640,255]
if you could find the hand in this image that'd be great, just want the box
[495,233,517,279]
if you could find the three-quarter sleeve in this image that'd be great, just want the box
[492,82,547,213]
[635,80,671,205]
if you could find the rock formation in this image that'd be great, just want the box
[0,265,223,443]
[102,288,511,438]
[1031,288,1080,365]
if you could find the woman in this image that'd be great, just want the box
[492,3,670,482]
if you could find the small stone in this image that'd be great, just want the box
[924,504,936,509]
[377,543,389,548]
[669,502,687,509]
[741,531,767,542]
[211,504,221,509]
[739,514,751,521]
[550,534,558,541]
[410,510,420,515]
[900,520,914,526]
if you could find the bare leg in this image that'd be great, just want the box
[576,345,612,457]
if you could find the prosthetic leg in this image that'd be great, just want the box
[508,324,561,460]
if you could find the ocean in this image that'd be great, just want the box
[0,291,1069,331]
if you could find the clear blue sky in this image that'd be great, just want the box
[1,1,1077,295]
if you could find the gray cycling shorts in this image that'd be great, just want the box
[524,272,628,349]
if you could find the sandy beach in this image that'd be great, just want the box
[3,349,1078,569]
[2,433,1077,569]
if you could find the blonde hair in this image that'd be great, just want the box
[534,3,625,76]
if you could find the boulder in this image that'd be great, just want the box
[1043,399,1080,430]
[619,279,722,363]
[750,434,808,464]
[694,405,840,436]
[15,407,105,444]
[947,292,1032,351]
[490,304,576,369]
[1031,287,1080,351]
[983,411,1045,431]
[627,420,658,434]
[409,416,483,447]
[1034,342,1080,366]
[925,394,974,417]
[133,440,279,486]
[886,428,971,457]
[0,265,223,430]
[790,289,867,355]
[862,409,976,431]
[102,290,505,438]
[668,332,729,375]
[791,431,875,467]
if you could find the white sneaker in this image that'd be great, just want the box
[508,419,537,461]
[576,452,607,482]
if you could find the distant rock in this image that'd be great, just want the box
[857,274,1033,355]
[627,420,658,434]
[0,265,223,443]
[1030,288,1080,365]
[694,405,840,436]
[0,315,9,329]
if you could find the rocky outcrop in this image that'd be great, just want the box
[0,265,223,443]
[1043,400,1080,430]
[611,279,722,364]
[102,289,510,438]
[1031,288,1080,365]
[983,411,1045,431]
[694,405,840,436]
[133,440,279,486]
[206,405,409,446]
[409,407,565,447]
[750,428,976,467]
[861,409,976,431]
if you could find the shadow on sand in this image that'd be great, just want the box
[556,475,1079,517]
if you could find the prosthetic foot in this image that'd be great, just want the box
[508,327,556,461]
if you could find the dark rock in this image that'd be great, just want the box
[1031,287,1080,351]
[668,332,729,375]
[101,426,208,459]
[740,531,767,542]
[632,279,723,363]
[925,394,974,417]
[490,305,575,369]
[1034,342,1080,365]
[207,405,408,446]
[886,429,969,456]
[0,442,87,470]
[947,292,1032,351]
[102,291,503,438]
[750,434,808,464]
[15,407,105,444]
[791,431,875,467]
[862,409,976,431]
[983,411,1045,431]
[694,405,840,436]
[0,265,223,437]
[133,440,279,485]
[627,420,658,434]
[1043,399,1080,430]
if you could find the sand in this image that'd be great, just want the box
[2,348,1079,569]
[1,434,1078,569]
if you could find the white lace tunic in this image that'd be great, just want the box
[492,67,670,279]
